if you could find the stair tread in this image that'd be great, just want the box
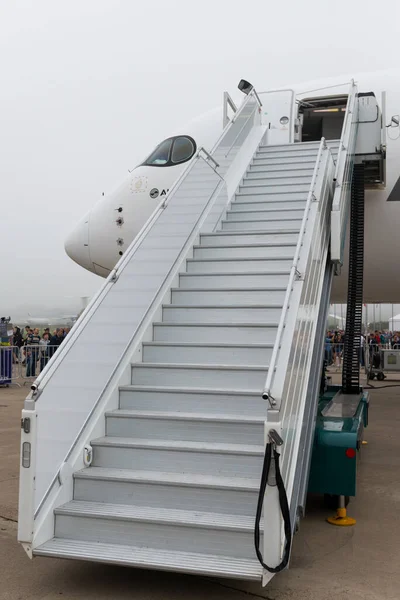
[55,501,260,530]
[119,385,262,396]
[34,539,262,579]
[163,304,283,308]
[180,270,290,275]
[132,363,268,371]
[74,467,260,490]
[200,230,297,236]
[142,342,274,348]
[187,257,292,262]
[153,321,280,327]
[91,437,264,454]
[106,409,265,423]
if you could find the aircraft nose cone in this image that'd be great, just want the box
[65,215,94,273]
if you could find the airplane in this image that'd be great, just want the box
[64,68,400,303]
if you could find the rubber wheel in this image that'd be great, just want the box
[324,494,350,510]
[369,372,376,380]
[377,372,385,381]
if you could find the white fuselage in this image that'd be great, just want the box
[65,69,400,302]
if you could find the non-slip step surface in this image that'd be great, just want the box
[119,386,266,416]
[90,437,264,476]
[34,539,262,580]
[161,305,283,323]
[186,257,293,273]
[106,409,264,444]
[142,341,274,366]
[152,322,279,343]
[55,501,260,531]
[74,467,261,515]
[178,271,290,289]
[74,467,260,490]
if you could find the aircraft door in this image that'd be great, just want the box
[259,89,295,145]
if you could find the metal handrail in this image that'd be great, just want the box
[225,103,258,158]
[211,88,262,154]
[333,80,357,198]
[262,138,327,404]
[29,147,223,401]
[223,91,237,127]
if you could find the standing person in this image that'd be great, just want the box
[49,328,64,358]
[39,332,50,372]
[12,327,23,363]
[26,328,40,377]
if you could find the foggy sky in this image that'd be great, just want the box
[1,0,399,319]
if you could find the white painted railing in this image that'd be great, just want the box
[331,80,359,263]
[261,142,335,580]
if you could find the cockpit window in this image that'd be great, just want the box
[144,138,173,165]
[142,135,196,167]
[171,136,195,164]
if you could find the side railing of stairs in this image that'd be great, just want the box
[18,88,265,554]
[330,80,359,264]
[258,139,335,583]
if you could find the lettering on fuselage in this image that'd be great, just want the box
[149,188,169,199]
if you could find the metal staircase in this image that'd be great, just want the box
[19,88,339,585]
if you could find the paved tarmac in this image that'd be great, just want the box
[1,378,400,600]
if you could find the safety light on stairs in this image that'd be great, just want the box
[238,79,253,95]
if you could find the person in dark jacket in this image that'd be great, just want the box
[12,327,23,363]
[49,329,64,358]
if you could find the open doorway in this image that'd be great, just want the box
[298,95,348,142]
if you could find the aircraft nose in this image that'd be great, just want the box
[64,215,94,273]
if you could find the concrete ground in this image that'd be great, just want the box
[1,378,400,600]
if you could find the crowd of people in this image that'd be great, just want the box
[325,329,400,368]
[11,326,71,377]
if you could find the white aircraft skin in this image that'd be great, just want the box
[65,69,400,302]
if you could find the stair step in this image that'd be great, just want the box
[230,199,307,211]
[244,174,312,186]
[200,231,299,246]
[106,410,264,443]
[162,304,283,323]
[54,501,261,560]
[130,363,268,389]
[221,219,301,232]
[178,271,290,289]
[249,163,315,173]
[235,190,308,202]
[257,147,319,158]
[225,208,304,221]
[153,322,278,343]
[34,539,262,580]
[252,155,318,166]
[170,287,286,305]
[74,467,260,514]
[119,386,265,415]
[192,244,296,260]
[91,437,264,477]
[142,341,273,366]
[240,183,310,194]
[186,257,292,273]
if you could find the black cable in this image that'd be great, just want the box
[254,443,292,573]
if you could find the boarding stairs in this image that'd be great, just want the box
[19,89,356,584]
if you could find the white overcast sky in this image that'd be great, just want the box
[1,0,399,318]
